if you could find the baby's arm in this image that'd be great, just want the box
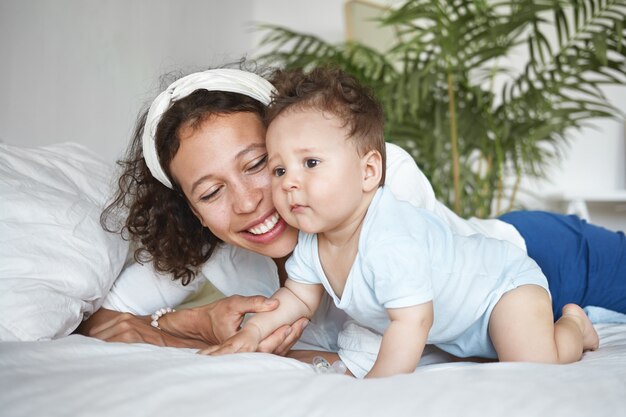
[199,279,324,355]
[365,301,433,378]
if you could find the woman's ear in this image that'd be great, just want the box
[361,150,383,192]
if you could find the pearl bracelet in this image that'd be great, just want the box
[150,307,176,330]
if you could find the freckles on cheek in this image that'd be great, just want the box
[253,162,272,183]
[200,207,230,240]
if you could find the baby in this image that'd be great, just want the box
[201,67,598,378]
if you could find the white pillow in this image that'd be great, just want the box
[0,142,128,341]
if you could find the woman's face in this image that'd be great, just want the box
[169,111,298,259]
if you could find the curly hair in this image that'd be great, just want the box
[101,89,266,285]
[267,66,386,185]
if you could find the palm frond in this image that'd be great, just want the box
[254,0,626,217]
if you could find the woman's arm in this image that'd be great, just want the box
[365,302,433,378]
[76,295,308,351]
[76,307,209,348]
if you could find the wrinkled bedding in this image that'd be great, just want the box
[1,323,625,417]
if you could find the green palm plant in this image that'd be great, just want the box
[256,0,626,218]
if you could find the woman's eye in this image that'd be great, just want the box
[200,186,221,202]
[247,154,268,173]
[273,167,286,177]
[305,159,320,168]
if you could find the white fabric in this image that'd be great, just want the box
[102,261,204,315]
[384,144,526,251]
[0,143,129,341]
[142,68,275,188]
[287,186,548,359]
[1,323,625,417]
[338,320,457,378]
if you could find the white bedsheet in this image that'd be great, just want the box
[1,323,625,417]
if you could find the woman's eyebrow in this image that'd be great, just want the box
[191,143,267,195]
[235,143,266,160]
[191,173,214,196]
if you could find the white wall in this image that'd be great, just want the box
[251,0,346,49]
[0,0,253,163]
[521,102,626,232]
[1,0,624,229]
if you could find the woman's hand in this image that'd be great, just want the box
[199,324,263,356]
[257,317,309,356]
[76,295,309,353]
[198,317,310,356]
[179,296,310,355]
[164,295,281,344]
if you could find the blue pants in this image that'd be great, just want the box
[499,211,626,319]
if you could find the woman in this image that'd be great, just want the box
[78,66,626,371]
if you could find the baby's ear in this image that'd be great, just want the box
[362,150,383,192]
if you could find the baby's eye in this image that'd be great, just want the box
[273,167,286,177]
[305,159,320,168]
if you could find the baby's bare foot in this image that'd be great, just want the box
[562,304,599,351]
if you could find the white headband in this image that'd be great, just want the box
[141,68,275,189]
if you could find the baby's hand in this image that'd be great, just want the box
[198,325,262,356]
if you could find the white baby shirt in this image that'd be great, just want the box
[286,186,548,357]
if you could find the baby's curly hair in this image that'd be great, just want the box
[267,66,386,185]
[101,89,266,285]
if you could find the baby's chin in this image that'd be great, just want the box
[293,223,325,235]
[280,212,326,235]
[302,226,322,234]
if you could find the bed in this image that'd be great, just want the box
[1,142,626,417]
[1,324,626,417]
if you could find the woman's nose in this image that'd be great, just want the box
[232,181,263,214]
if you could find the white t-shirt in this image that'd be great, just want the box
[286,186,547,357]
[102,143,526,352]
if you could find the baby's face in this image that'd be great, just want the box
[266,107,367,235]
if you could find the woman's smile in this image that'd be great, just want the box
[241,212,289,244]
[246,211,281,235]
